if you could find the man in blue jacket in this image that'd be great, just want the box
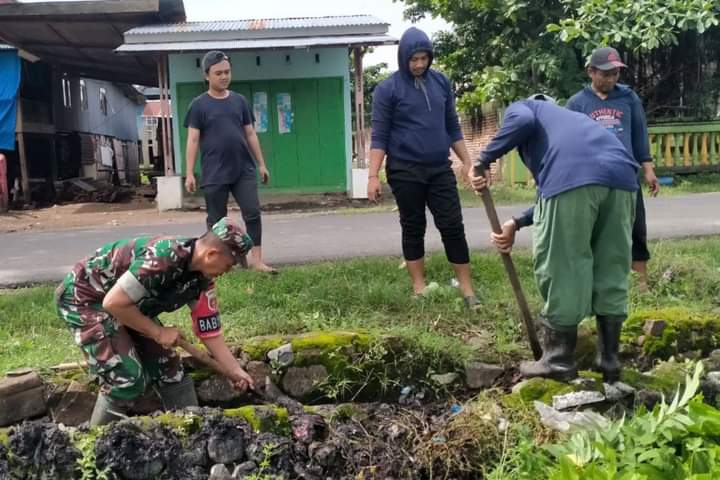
[368,27,479,308]
[566,46,659,293]
[470,95,638,382]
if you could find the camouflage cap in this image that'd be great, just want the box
[211,217,253,265]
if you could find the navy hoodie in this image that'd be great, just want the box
[370,27,463,164]
[478,100,639,227]
[566,84,652,163]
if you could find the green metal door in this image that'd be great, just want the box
[176,82,207,177]
[249,82,274,181]
[176,77,346,192]
[270,80,298,188]
[317,78,345,188]
[294,79,322,187]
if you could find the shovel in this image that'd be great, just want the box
[473,164,542,360]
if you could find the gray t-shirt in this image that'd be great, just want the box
[183,91,256,187]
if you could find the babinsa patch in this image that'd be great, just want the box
[191,285,222,338]
[197,314,221,334]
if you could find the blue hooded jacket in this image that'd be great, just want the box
[566,84,652,163]
[478,100,639,227]
[370,27,463,165]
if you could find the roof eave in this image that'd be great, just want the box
[116,35,398,55]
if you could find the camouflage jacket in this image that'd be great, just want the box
[64,236,210,320]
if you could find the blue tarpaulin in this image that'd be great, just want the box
[0,50,21,151]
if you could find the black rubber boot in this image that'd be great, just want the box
[596,315,625,383]
[520,318,578,382]
[90,393,128,427]
[157,376,199,410]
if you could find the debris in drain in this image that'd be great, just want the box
[0,400,526,480]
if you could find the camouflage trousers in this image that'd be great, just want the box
[55,278,184,401]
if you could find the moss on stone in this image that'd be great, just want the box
[225,405,290,435]
[622,308,720,360]
[503,373,605,409]
[240,335,287,361]
[292,331,371,369]
[508,377,579,406]
[237,330,462,402]
[0,428,8,447]
[151,412,202,436]
[613,362,687,397]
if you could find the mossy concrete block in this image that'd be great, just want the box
[241,331,372,370]
[618,362,687,397]
[623,308,720,360]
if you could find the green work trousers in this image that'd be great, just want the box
[532,185,636,329]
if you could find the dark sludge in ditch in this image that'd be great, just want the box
[0,398,505,480]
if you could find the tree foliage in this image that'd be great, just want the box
[402,0,720,120]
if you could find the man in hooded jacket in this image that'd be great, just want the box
[368,27,480,308]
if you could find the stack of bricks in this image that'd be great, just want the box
[450,110,502,184]
[362,108,502,183]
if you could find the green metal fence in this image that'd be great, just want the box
[502,121,720,184]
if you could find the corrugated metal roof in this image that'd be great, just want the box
[126,15,387,36]
[116,34,397,53]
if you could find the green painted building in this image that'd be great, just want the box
[118,16,395,195]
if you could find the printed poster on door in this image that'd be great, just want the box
[276,93,293,134]
[252,92,268,133]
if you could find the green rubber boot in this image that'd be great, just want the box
[157,376,199,410]
[90,393,128,427]
[595,315,625,383]
[519,318,578,382]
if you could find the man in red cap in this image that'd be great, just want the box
[567,46,660,293]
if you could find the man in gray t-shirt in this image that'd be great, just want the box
[184,50,277,274]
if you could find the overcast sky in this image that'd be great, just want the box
[182,0,451,69]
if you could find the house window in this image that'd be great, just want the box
[99,87,108,116]
[79,80,88,111]
[61,76,72,109]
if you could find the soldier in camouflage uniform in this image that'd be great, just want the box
[55,217,256,426]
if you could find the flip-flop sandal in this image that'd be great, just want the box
[464,295,482,311]
[251,266,280,275]
[411,281,440,300]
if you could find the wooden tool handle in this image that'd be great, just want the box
[473,163,543,360]
[177,337,226,375]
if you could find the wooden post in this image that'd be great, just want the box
[163,56,174,176]
[353,47,366,169]
[15,98,30,202]
[0,153,8,212]
[157,56,173,176]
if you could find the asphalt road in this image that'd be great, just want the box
[1,192,719,286]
